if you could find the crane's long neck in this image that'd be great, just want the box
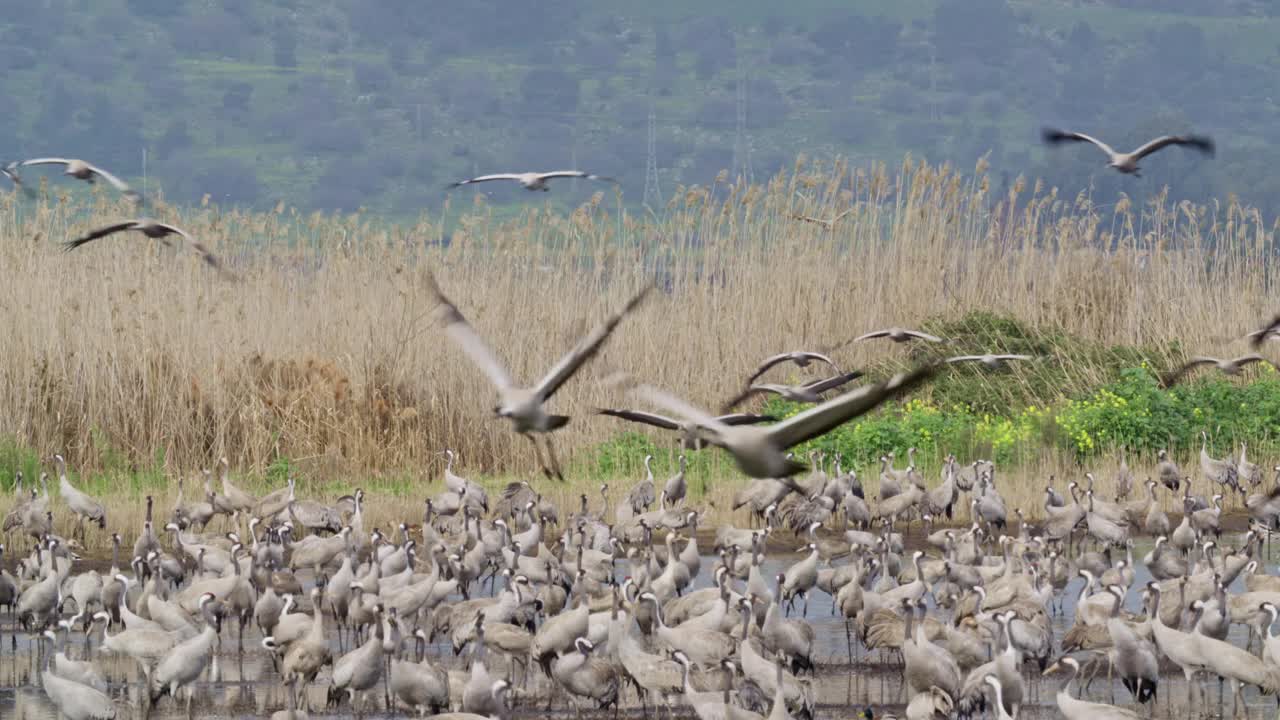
[1149,587,1168,631]
[648,596,666,629]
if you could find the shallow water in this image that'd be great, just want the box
[2,541,1279,720]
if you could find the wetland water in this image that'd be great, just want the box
[2,540,1278,719]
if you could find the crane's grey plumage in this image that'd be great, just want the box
[11,157,143,202]
[640,592,735,669]
[1043,657,1141,720]
[327,615,385,714]
[1161,354,1275,388]
[429,273,650,481]
[1247,313,1280,348]
[551,638,619,709]
[1199,431,1240,495]
[530,603,590,673]
[449,171,617,192]
[1041,128,1214,176]
[64,218,231,276]
[662,455,688,507]
[150,594,221,707]
[722,371,864,412]
[1107,592,1158,704]
[597,408,776,450]
[946,354,1033,370]
[391,630,450,715]
[41,669,116,720]
[618,623,684,712]
[851,327,943,344]
[53,455,105,541]
[747,351,841,385]
[44,628,108,693]
[1147,581,1280,715]
[1156,449,1182,492]
[3,160,36,198]
[617,364,937,479]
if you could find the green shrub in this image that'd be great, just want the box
[0,441,44,492]
[266,455,297,486]
[1055,365,1280,459]
[763,396,975,471]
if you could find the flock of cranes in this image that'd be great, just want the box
[3,271,1280,720]
[0,122,1273,720]
[0,120,1219,283]
[6,431,1280,720]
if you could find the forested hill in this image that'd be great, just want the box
[3,0,1277,217]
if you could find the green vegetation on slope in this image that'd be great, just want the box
[1,1,1277,218]
[589,313,1280,475]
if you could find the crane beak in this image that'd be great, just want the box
[1042,662,1060,677]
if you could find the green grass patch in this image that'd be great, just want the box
[581,431,740,502]
[0,441,45,493]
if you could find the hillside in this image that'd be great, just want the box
[2,0,1277,216]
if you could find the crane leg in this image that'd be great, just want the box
[525,434,553,482]
[1108,661,1115,704]
[545,437,566,483]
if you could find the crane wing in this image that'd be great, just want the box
[448,174,523,187]
[83,162,140,197]
[720,386,769,413]
[63,221,140,251]
[540,171,617,183]
[1041,129,1118,159]
[533,284,651,402]
[1159,358,1217,388]
[903,329,944,342]
[596,409,681,431]
[18,158,73,168]
[768,364,937,450]
[1131,135,1214,160]
[746,353,794,384]
[628,384,729,439]
[716,413,778,426]
[802,370,864,394]
[1248,314,1280,348]
[427,273,513,391]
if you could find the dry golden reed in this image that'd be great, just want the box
[0,156,1274,507]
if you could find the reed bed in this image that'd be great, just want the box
[0,155,1276,544]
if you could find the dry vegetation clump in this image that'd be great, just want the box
[0,155,1274,489]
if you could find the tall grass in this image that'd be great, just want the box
[0,155,1275,507]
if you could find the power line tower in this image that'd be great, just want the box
[731,53,752,184]
[643,102,661,207]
